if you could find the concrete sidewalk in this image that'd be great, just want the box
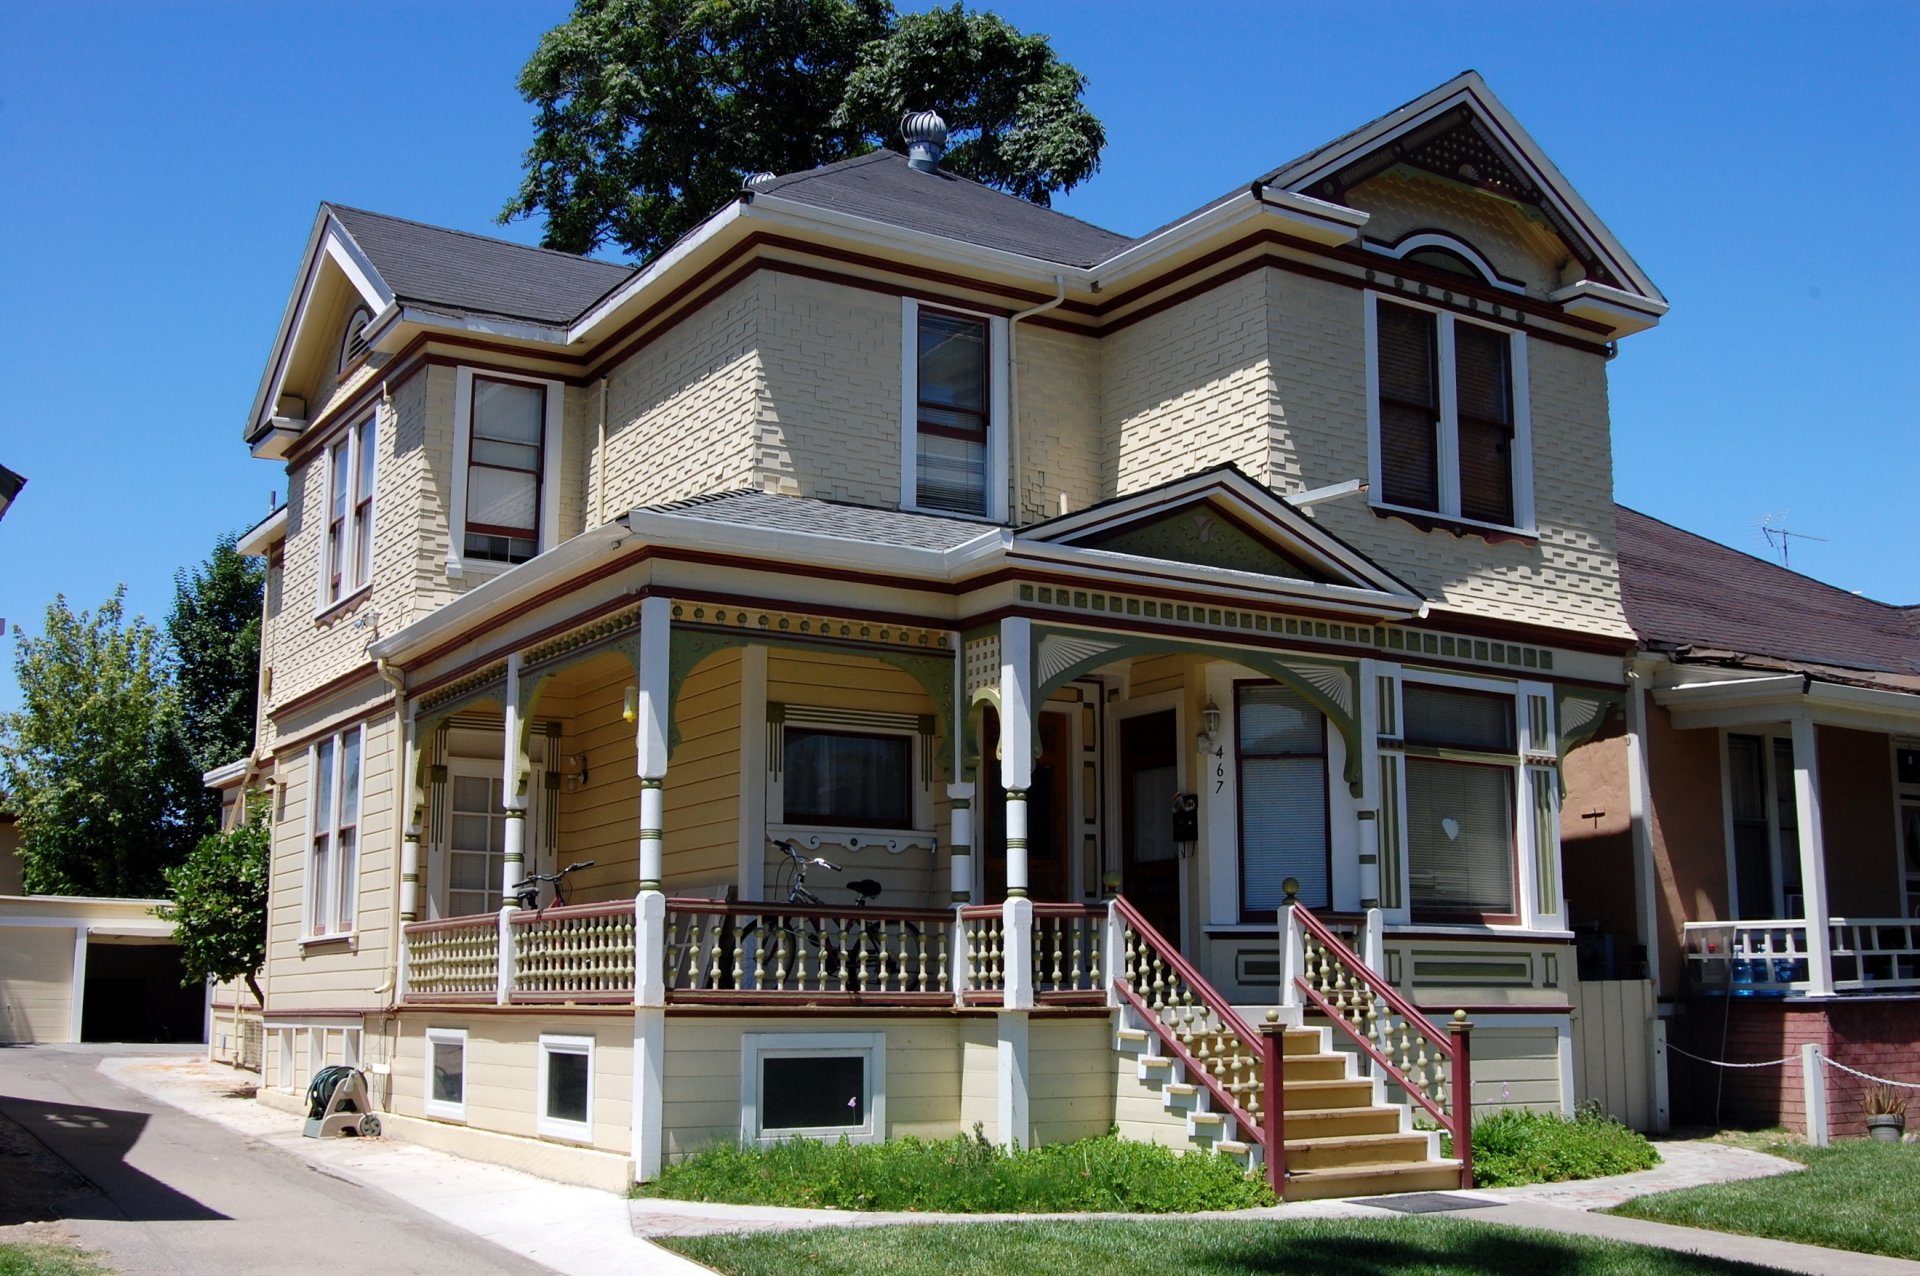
[109,1052,1918,1276]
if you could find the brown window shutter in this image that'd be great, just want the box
[1377,303,1439,511]
[1454,323,1514,525]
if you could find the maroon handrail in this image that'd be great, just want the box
[507,899,635,924]
[1289,900,1472,1186]
[667,899,954,925]
[1109,896,1267,1154]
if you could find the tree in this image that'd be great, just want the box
[0,589,203,896]
[168,534,264,780]
[503,0,1104,261]
[158,801,269,1004]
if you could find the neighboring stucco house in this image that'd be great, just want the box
[1562,507,1919,1137]
[222,72,1676,1194]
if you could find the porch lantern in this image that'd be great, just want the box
[1196,698,1224,758]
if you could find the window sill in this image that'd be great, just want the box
[299,932,358,953]
[1371,504,1538,546]
[313,586,373,627]
[444,557,515,583]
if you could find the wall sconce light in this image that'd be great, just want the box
[622,686,638,723]
[560,752,589,792]
[1195,698,1223,758]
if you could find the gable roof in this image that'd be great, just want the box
[1616,505,1920,688]
[327,205,635,326]
[749,150,1133,269]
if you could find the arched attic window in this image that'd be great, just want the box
[1381,233,1521,295]
[1403,246,1483,280]
[338,305,373,374]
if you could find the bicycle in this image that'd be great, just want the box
[730,839,914,991]
[509,859,596,910]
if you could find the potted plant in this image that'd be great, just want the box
[1864,1084,1907,1143]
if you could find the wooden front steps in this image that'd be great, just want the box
[1117,1007,1462,1200]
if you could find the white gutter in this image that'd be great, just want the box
[235,506,288,556]
[568,200,744,340]
[741,195,1092,286]
[1002,541,1427,620]
[395,304,570,345]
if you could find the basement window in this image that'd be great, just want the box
[741,1032,885,1145]
[538,1034,594,1141]
[425,1027,467,1121]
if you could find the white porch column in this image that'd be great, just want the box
[947,782,975,903]
[632,888,667,1179]
[997,1009,1030,1151]
[1790,714,1835,996]
[635,595,672,891]
[999,617,1032,898]
[501,653,528,906]
[400,703,423,923]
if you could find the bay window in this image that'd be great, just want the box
[1401,683,1518,919]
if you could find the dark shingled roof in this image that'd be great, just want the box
[1616,505,1920,686]
[328,204,635,326]
[752,151,1133,269]
[640,489,995,552]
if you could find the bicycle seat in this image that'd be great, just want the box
[847,878,883,901]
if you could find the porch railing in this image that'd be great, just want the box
[1285,894,1473,1189]
[511,901,636,1001]
[959,904,1006,1001]
[664,899,955,1002]
[1686,918,1920,995]
[1033,904,1106,1002]
[401,913,500,1002]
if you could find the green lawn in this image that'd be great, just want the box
[657,1218,1785,1276]
[1610,1138,1920,1261]
[0,1243,108,1276]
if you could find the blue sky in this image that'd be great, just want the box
[1,1,1914,711]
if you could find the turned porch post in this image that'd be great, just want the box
[998,617,1032,898]
[631,594,673,1181]
[634,595,672,891]
[500,652,528,906]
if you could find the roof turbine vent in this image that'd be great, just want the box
[743,171,778,189]
[901,110,948,174]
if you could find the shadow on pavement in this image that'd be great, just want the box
[0,1095,228,1225]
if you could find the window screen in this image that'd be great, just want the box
[915,310,989,515]
[1403,685,1515,753]
[762,1054,866,1131]
[1237,685,1329,912]
[783,728,912,827]
[1454,323,1514,526]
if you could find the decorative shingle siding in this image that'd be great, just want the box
[1103,270,1278,496]
[1348,173,1569,295]
[754,273,902,506]
[599,277,761,513]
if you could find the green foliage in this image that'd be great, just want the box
[636,1129,1272,1213]
[659,1217,1784,1276]
[503,0,1103,261]
[167,534,264,781]
[1468,1105,1660,1188]
[157,799,269,1002]
[0,1243,108,1276]
[0,589,203,896]
[1613,1138,1920,1261]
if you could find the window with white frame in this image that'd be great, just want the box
[1367,292,1532,532]
[782,727,914,828]
[538,1034,593,1140]
[450,368,562,573]
[425,1027,467,1120]
[320,416,377,607]
[1726,732,1802,919]
[307,724,364,937]
[1401,683,1519,919]
[446,762,509,917]
[1236,682,1330,916]
[901,299,1007,520]
[740,1032,885,1145]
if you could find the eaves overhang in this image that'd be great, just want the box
[235,505,288,556]
[1652,670,1920,734]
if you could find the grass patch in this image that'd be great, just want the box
[636,1131,1274,1213]
[0,1243,108,1276]
[1469,1107,1660,1187]
[658,1217,1781,1275]
[1611,1138,1920,1261]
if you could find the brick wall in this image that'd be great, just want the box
[755,273,901,505]
[1016,325,1103,522]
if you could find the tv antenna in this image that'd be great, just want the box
[1758,512,1825,569]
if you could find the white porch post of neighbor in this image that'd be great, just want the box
[998,617,1033,897]
[500,652,528,905]
[635,595,672,891]
[1790,714,1835,996]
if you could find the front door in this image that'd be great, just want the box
[1119,710,1181,946]
[983,709,1072,901]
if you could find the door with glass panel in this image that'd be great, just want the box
[447,765,508,917]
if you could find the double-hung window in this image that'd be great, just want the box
[321,417,376,607]
[450,369,561,574]
[1401,684,1518,919]
[1236,683,1330,915]
[901,300,1007,520]
[1368,294,1531,532]
[781,727,913,829]
[307,724,364,937]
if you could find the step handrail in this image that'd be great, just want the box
[1286,895,1473,1186]
[1110,896,1266,1146]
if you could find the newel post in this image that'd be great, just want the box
[495,906,517,1006]
[1278,878,1305,1011]
[1260,1010,1287,1199]
[1448,1010,1474,1190]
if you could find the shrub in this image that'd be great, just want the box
[1468,1105,1660,1188]
[636,1127,1275,1213]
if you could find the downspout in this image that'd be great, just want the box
[592,376,609,527]
[371,651,407,1106]
[1006,275,1067,525]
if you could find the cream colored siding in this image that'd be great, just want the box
[1017,327,1103,522]
[1346,174,1569,296]
[1112,1040,1193,1148]
[665,651,743,892]
[391,1014,633,1153]
[959,1018,998,1135]
[1029,1017,1116,1144]
[1127,654,1191,701]
[552,655,642,900]
[0,927,72,1043]
[598,278,761,514]
[661,1014,964,1160]
[756,274,905,507]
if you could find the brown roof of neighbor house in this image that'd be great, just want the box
[1615,505,1920,689]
